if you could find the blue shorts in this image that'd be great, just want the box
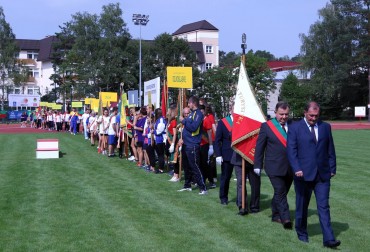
[108,135,118,145]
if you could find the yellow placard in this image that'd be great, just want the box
[52,104,62,110]
[84,98,95,105]
[72,102,83,108]
[90,99,99,112]
[40,101,48,106]
[167,67,193,89]
[48,102,56,108]
[100,92,118,104]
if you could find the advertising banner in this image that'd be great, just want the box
[72,102,83,108]
[144,77,160,108]
[8,94,40,107]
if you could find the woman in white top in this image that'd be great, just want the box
[97,108,110,155]
[88,111,98,146]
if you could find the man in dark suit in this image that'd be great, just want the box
[287,101,340,248]
[215,101,234,205]
[254,101,293,229]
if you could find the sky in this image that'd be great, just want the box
[1,0,329,58]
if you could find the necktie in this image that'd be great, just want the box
[281,123,286,133]
[310,125,317,143]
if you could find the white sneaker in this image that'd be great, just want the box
[177,188,192,192]
[128,156,135,161]
[199,190,208,195]
[169,177,179,182]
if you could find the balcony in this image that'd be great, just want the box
[18,58,37,67]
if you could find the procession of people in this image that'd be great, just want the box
[22,96,340,249]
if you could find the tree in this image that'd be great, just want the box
[279,72,311,118]
[198,50,276,117]
[0,7,18,109]
[53,3,130,101]
[254,50,275,61]
[300,0,370,118]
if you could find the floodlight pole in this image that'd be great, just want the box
[132,14,149,107]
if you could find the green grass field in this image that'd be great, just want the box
[0,130,369,251]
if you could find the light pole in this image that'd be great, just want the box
[132,14,149,107]
[241,33,246,67]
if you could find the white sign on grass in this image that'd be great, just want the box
[354,106,366,117]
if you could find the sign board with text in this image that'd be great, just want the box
[167,67,193,89]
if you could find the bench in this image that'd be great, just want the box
[36,139,59,159]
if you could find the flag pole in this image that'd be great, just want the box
[240,33,248,215]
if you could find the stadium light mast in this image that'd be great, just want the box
[132,14,149,107]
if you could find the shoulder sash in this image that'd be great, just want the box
[266,118,287,147]
[221,115,233,132]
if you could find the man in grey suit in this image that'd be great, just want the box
[254,101,293,229]
[287,101,340,248]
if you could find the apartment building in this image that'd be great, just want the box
[3,20,219,101]
[172,20,219,72]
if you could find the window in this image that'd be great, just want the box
[27,87,40,95]
[206,63,212,70]
[27,51,39,60]
[206,45,213,54]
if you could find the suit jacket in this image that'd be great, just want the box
[214,118,233,162]
[287,119,336,182]
[254,120,292,176]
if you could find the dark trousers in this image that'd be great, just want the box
[70,121,77,133]
[146,144,156,168]
[268,174,293,221]
[235,163,261,212]
[219,160,234,203]
[166,140,179,174]
[200,144,214,184]
[182,144,206,191]
[155,143,165,170]
[294,175,335,243]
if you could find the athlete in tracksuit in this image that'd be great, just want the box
[178,96,207,194]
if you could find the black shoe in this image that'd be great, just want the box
[119,155,123,159]
[221,200,228,205]
[324,240,341,248]
[283,221,293,230]
[298,236,309,243]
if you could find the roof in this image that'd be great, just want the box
[188,42,205,64]
[15,39,40,50]
[267,61,301,72]
[15,36,59,61]
[172,20,218,36]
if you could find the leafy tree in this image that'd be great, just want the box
[198,50,276,117]
[219,50,240,67]
[254,50,275,61]
[53,3,130,101]
[0,7,18,109]
[300,0,370,118]
[279,72,311,118]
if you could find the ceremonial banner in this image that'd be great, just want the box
[144,77,160,108]
[167,67,193,89]
[161,82,167,118]
[231,62,266,164]
[120,93,128,127]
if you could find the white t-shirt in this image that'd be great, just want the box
[108,115,117,136]
[98,115,110,134]
[89,116,97,132]
[82,113,90,125]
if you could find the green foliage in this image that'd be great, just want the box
[300,0,370,117]
[280,73,311,118]
[0,7,18,107]
[1,130,370,250]
[198,50,276,117]
[52,3,130,99]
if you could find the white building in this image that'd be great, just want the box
[173,20,219,72]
